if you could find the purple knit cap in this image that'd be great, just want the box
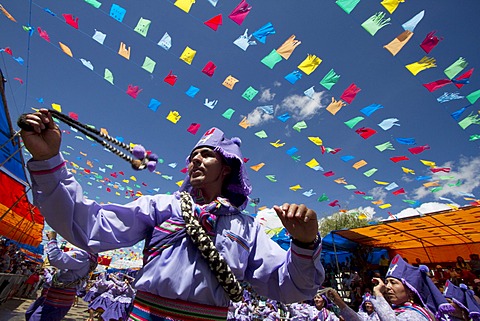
[180,127,252,209]
[444,280,480,321]
[386,254,452,317]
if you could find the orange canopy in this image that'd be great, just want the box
[334,205,480,264]
[0,171,44,247]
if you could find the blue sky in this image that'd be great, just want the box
[1,0,480,221]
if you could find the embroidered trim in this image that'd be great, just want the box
[30,161,66,175]
[225,231,249,251]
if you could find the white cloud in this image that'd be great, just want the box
[369,186,388,201]
[411,156,480,201]
[348,206,376,219]
[384,202,451,221]
[277,91,327,120]
[258,88,276,103]
[244,108,274,126]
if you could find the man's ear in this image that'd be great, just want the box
[223,165,232,177]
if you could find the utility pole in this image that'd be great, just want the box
[251,198,260,214]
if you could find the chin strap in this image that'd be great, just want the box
[17,109,158,171]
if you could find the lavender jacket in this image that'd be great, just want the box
[46,239,91,285]
[29,154,324,307]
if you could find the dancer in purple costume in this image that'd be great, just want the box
[312,292,339,321]
[103,274,136,321]
[25,231,97,321]
[21,110,324,321]
[289,301,316,321]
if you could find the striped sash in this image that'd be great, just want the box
[395,302,433,320]
[129,290,228,321]
[44,286,76,308]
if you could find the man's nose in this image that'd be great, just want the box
[191,154,203,163]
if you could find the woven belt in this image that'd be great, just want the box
[129,290,228,321]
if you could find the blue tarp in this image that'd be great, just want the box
[0,75,27,184]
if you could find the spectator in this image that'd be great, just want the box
[378,255,389,275]
[469,254,480,276]
[21,270,40,298]
[432,265,451,285]
[456,256,472,271]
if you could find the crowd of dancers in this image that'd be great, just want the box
[83,272,136,321]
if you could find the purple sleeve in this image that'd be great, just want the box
[28,154,167,253]
[339,305,363,321]
[46,240,88,270]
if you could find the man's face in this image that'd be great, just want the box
[188,147,230,189]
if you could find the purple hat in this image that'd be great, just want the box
[266,298,278,311]
[444,281,480,321]
[360,293,373,312]
[386,254,453,317]
[180,128,252,209]
[315,290,333,310]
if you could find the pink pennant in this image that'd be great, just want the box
[340,83,361,104]
[187,123,201,135]
[228,0,252,26]
[430,167,451,173]
[68,112,79,121]
[328,200,341,208]
[202,61,216,77]
[419,31,443,54]
[422,79,452,92]
[323,171,335,177]
[408,145,430,155]
[37,27,51,42]
[126,84,143,98]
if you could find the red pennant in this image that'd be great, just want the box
[62,13,79,29]
[390,156,409,163]
[204,14,222,31]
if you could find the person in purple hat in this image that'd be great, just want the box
[20,109,324,321]
[330,255,453,321]
[25,230,98,321]
[325,289,380,321]
[357,293,380,321]
[443,280,480,321]
[312,291,340,321]
[367,254,453,321]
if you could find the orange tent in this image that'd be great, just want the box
[0,68,44,247]
[334,205,480,264]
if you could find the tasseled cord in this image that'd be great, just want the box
[17,109,158,172]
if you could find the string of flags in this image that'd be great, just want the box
[1,0,479,211]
